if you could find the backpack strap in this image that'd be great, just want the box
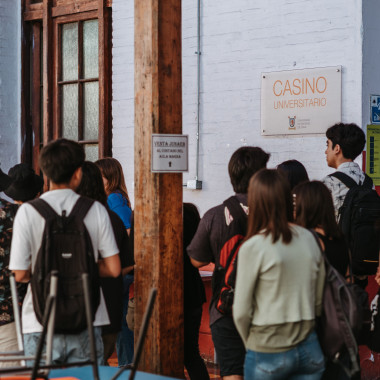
[69,196,95,221]
[309,229,355,283]
[28,198,59,220]
[223,196,247,232]
[329,172,358,189]
[363,173,374,189]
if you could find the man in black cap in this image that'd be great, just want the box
[5,163,44,204]
[0,164,42,365]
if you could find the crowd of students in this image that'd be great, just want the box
[187,122,371,380]
[0,122,376,380]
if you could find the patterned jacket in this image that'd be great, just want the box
[0,198,26,326]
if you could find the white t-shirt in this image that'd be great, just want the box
[9,189,119,334]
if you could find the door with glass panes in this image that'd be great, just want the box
[21,0,112,171]
[56,16,100,161]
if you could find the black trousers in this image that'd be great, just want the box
[184,306,210,380]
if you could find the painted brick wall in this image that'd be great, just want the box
[362,2,380,129]
[112,0,364,215]
[0,0,21,173]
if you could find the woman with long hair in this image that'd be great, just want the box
[76,161,134,364]
[233,169,325,380]
[96,157,132,234]
[95,157,134,367]
[293,180,354,380]
[293,180,349,277]
[277,159,309,190]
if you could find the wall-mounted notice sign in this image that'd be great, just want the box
[151,134,188,173]
[370,95,380,124]
[366,125,380,186]
[261,66,342,135]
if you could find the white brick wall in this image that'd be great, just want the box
[0,0,21,173]
[362,1,380,130]
[113,0,367,215]
[112,0,135,206]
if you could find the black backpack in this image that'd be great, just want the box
[211,196,247,315]
[368,289,380,353]
[310,230,368,378]
[329,172,380,275]
[29,196,101,334]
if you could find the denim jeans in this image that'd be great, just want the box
[116,273,134,366]
[23,326,104,366]
[244,331,325,380]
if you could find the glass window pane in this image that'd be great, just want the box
[62,84,78,140]
[83,20,99,79]
[84,81,99,140]
[62,23,78,81]
[85,144,99,162]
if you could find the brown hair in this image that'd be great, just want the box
[40,138,84,184]
[293,180,342,239]
[228,147,270,193]
[95,157,131,208]
[76,161,107,207]
[246,169,293,244]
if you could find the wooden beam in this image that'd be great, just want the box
[52,1,98,18]
[134,0,183,377]
[42,0,53,144]
[24,10,43,21]
[31,24,42,173]
[21,0,32,164]
[98,0,112,158]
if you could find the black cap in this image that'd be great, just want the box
[0,168,13,192]
[5,164,44,202]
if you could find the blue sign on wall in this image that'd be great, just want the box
[371,95,380,124]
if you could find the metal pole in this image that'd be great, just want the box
[82,273,100,380]
[46,272,58,365]
[195,0,201,181]
[9,274,24,353]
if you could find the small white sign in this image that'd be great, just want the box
[151,134,188,173]
[261,66,342,135]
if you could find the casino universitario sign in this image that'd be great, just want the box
[260,66,342,135]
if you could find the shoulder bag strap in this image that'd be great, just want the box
[309,228,355,283]
[329,171,357,189]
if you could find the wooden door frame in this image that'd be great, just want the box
[21,0,112,170]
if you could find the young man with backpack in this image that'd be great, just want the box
[322,122,380,282]
[187,146,270,380]
[9,138,121,365]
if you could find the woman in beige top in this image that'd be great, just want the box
[233,169,325,380]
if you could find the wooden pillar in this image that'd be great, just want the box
[42,0,53,144]
[134,0,183,378]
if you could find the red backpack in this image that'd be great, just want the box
[211,196,247,315]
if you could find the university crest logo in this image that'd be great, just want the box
[288,116,296,129]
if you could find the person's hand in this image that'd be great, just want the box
[375,267,380,286]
